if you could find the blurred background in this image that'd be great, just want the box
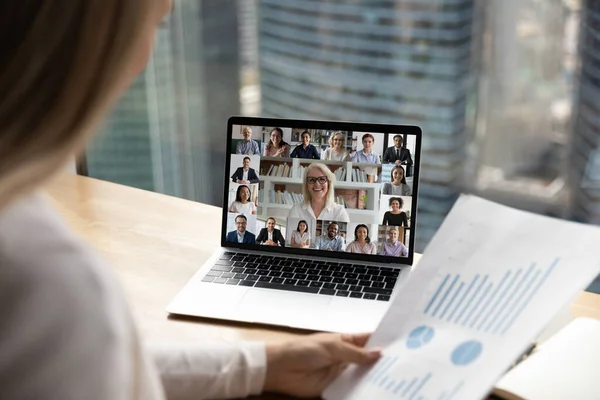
[83,0,600,292]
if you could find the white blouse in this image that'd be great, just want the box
[287,202,350,223]
[321,148,350,161]
[229,201,256,214]
[291,230,311,246]
[0,194,266,399]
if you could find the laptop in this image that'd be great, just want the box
[167,117,422,333]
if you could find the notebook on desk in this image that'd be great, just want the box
[492,317,600,400]
[167,117,422,333]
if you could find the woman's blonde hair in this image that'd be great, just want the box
[328,131,346,147]
[0,1,157,209]
[302,163,336,207]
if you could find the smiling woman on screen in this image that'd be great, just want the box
[287,163,350,224]
[0,1,381,399]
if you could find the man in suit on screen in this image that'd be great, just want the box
[226,214,256,244]
[231,156,259,184]
[382,135,413,176]
[256,217,285,246]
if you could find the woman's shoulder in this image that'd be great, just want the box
[0,195,142,398]
[0,194,121,300]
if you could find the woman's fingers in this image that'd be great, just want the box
[327,338,382,365]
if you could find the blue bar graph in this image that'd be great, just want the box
[478,269,522,331]
[367,368,435,399]
[500,258,560,334]
[368,356,397,383]
[421,257,560,337]
[489,264,535,334]
[469,270,511,328]
[409,373,432,400]
[455,276,489,325]
[402,378,418,397]
[447,274,479,322]
[462,281,492,327]
[439,282,464,320]
[393,381,406,394]
[424,274,450,314]
[432,275,460,317]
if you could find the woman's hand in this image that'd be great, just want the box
[264,332,381,397]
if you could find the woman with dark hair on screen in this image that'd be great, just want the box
[382,165,412,196]
[382,197,409,227]
[346,224,377,254]
[263,127,290,157]
[0,1,381,398]
[290,220,311,248]
[228,184,257,215]
[291,130,320,159]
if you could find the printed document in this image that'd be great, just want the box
[324,195,600,400]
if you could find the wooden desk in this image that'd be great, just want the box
[44,174,600,395]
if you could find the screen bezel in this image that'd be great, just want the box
[222,116,422,266]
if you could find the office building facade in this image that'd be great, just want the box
[571,0,600,224]
[87,0,241,206]
[258,0,481,250]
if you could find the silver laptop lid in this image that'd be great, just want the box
[221,117,422,266]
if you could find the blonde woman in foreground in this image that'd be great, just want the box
[0,1,381,399]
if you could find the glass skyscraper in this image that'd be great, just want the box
[571,0,600,224]
[87,0,241,206]
[258,0,481,250]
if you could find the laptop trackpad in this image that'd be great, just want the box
[237,289,331,326]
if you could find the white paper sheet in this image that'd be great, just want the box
[324,195,600,400]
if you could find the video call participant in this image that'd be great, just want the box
[346,224,377,254]
[228,184,257,215]
[288,163,350,223]
[236,126,260,155]
[382,134,413,168]
[351,133,380,182]
[291,130,320,159]
[382,197,409,227]
[315,222,345,251]
[321,131,350,161]
[256,217,285,246]
[226,214,256,244]
[231,156,259,184]
[290,220,311,248]
[263,127,290,157]
[379,227,408,257]
[382,165,412,196]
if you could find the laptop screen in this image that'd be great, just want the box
[222,117,421,265]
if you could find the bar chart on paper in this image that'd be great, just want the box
[326,195,600,400]
[354,355,465,400]
[422,258,560,335]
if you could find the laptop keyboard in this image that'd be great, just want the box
[202,251,401,302]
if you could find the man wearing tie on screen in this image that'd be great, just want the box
[382,135,413,175]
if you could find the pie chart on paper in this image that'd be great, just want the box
[406,325,435,349]
[451,340,483,366]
